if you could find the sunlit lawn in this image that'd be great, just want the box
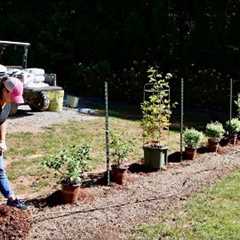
[3,116,180,197]
[132,171,240,240]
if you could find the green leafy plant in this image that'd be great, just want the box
[234,94,240,118]
[183,128,204,149]
[110,132,134,167]
[141,67,175,145]
[206,122,225,140]
[225,118,240,134]
[42,144,91,185]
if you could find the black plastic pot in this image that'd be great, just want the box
[143,144,168,170]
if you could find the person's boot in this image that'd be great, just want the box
[7,198,28,210]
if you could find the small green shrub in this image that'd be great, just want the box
[234,94,240,118]
[110,132,134,167]
[225,118,240,134]
[183,128,204,149]
[42,144,91,185]
[206,122,225,139]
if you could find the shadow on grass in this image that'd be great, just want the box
[27,162,169,209]
[9,109,34,119]
[128,163,161,173]
[26,190,64,208]
[197,147,209,154]
[83,172,109,186]
[27,172,108,208]
[168,148,209,161]
[76,96,141,120]
[168,152,181,163]
[28,142,233,209]
[27,186,96,209]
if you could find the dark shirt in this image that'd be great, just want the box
[0,104,11,125]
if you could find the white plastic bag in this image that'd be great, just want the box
[25,68,45,75]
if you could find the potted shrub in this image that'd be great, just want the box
[110,132,133,184]
[42,144,90,204]
[205,122,225,152]
[234,94,240,118]
[225,118,240,144]
[183,128,204,160]
[141,68,175,170]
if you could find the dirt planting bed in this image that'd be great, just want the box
[0,205,31,240]
[28,144,240,240]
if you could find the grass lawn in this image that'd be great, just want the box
[132,171,240,240]
[3,116,180,198]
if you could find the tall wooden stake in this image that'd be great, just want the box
[180,78,184,161]
[105,81,110,185]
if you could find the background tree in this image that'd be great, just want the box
[0,0,239,107]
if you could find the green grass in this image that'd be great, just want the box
[3,116,180,197]
[132,171,240,240]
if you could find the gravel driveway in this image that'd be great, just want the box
[7,105,97,133]
[28,146,240,240]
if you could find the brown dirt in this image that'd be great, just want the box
[0,205,32,240]
[27,145,240,240]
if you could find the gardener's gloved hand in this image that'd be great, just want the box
[0,141,7,152]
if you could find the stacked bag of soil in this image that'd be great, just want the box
[0,204,31,240]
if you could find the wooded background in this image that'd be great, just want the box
[0,1,239,107]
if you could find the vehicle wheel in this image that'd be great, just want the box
[29,91,50,111]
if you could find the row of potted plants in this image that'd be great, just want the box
[41,131,134,203]
[183,118,240,159]
[42,115,240,204]
[139,67,240,168]
[41,68,172,200]
[40,67,240,204]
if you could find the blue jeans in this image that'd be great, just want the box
[0,154,13,198]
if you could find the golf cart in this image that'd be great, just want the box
[0,40,64,112]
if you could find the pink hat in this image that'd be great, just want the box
[3,77,24,104]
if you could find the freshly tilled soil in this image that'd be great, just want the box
[0,205,31,240]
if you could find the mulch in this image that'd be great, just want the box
[0,205,31,240]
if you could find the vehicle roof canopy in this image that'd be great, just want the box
[0,40,30,47]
